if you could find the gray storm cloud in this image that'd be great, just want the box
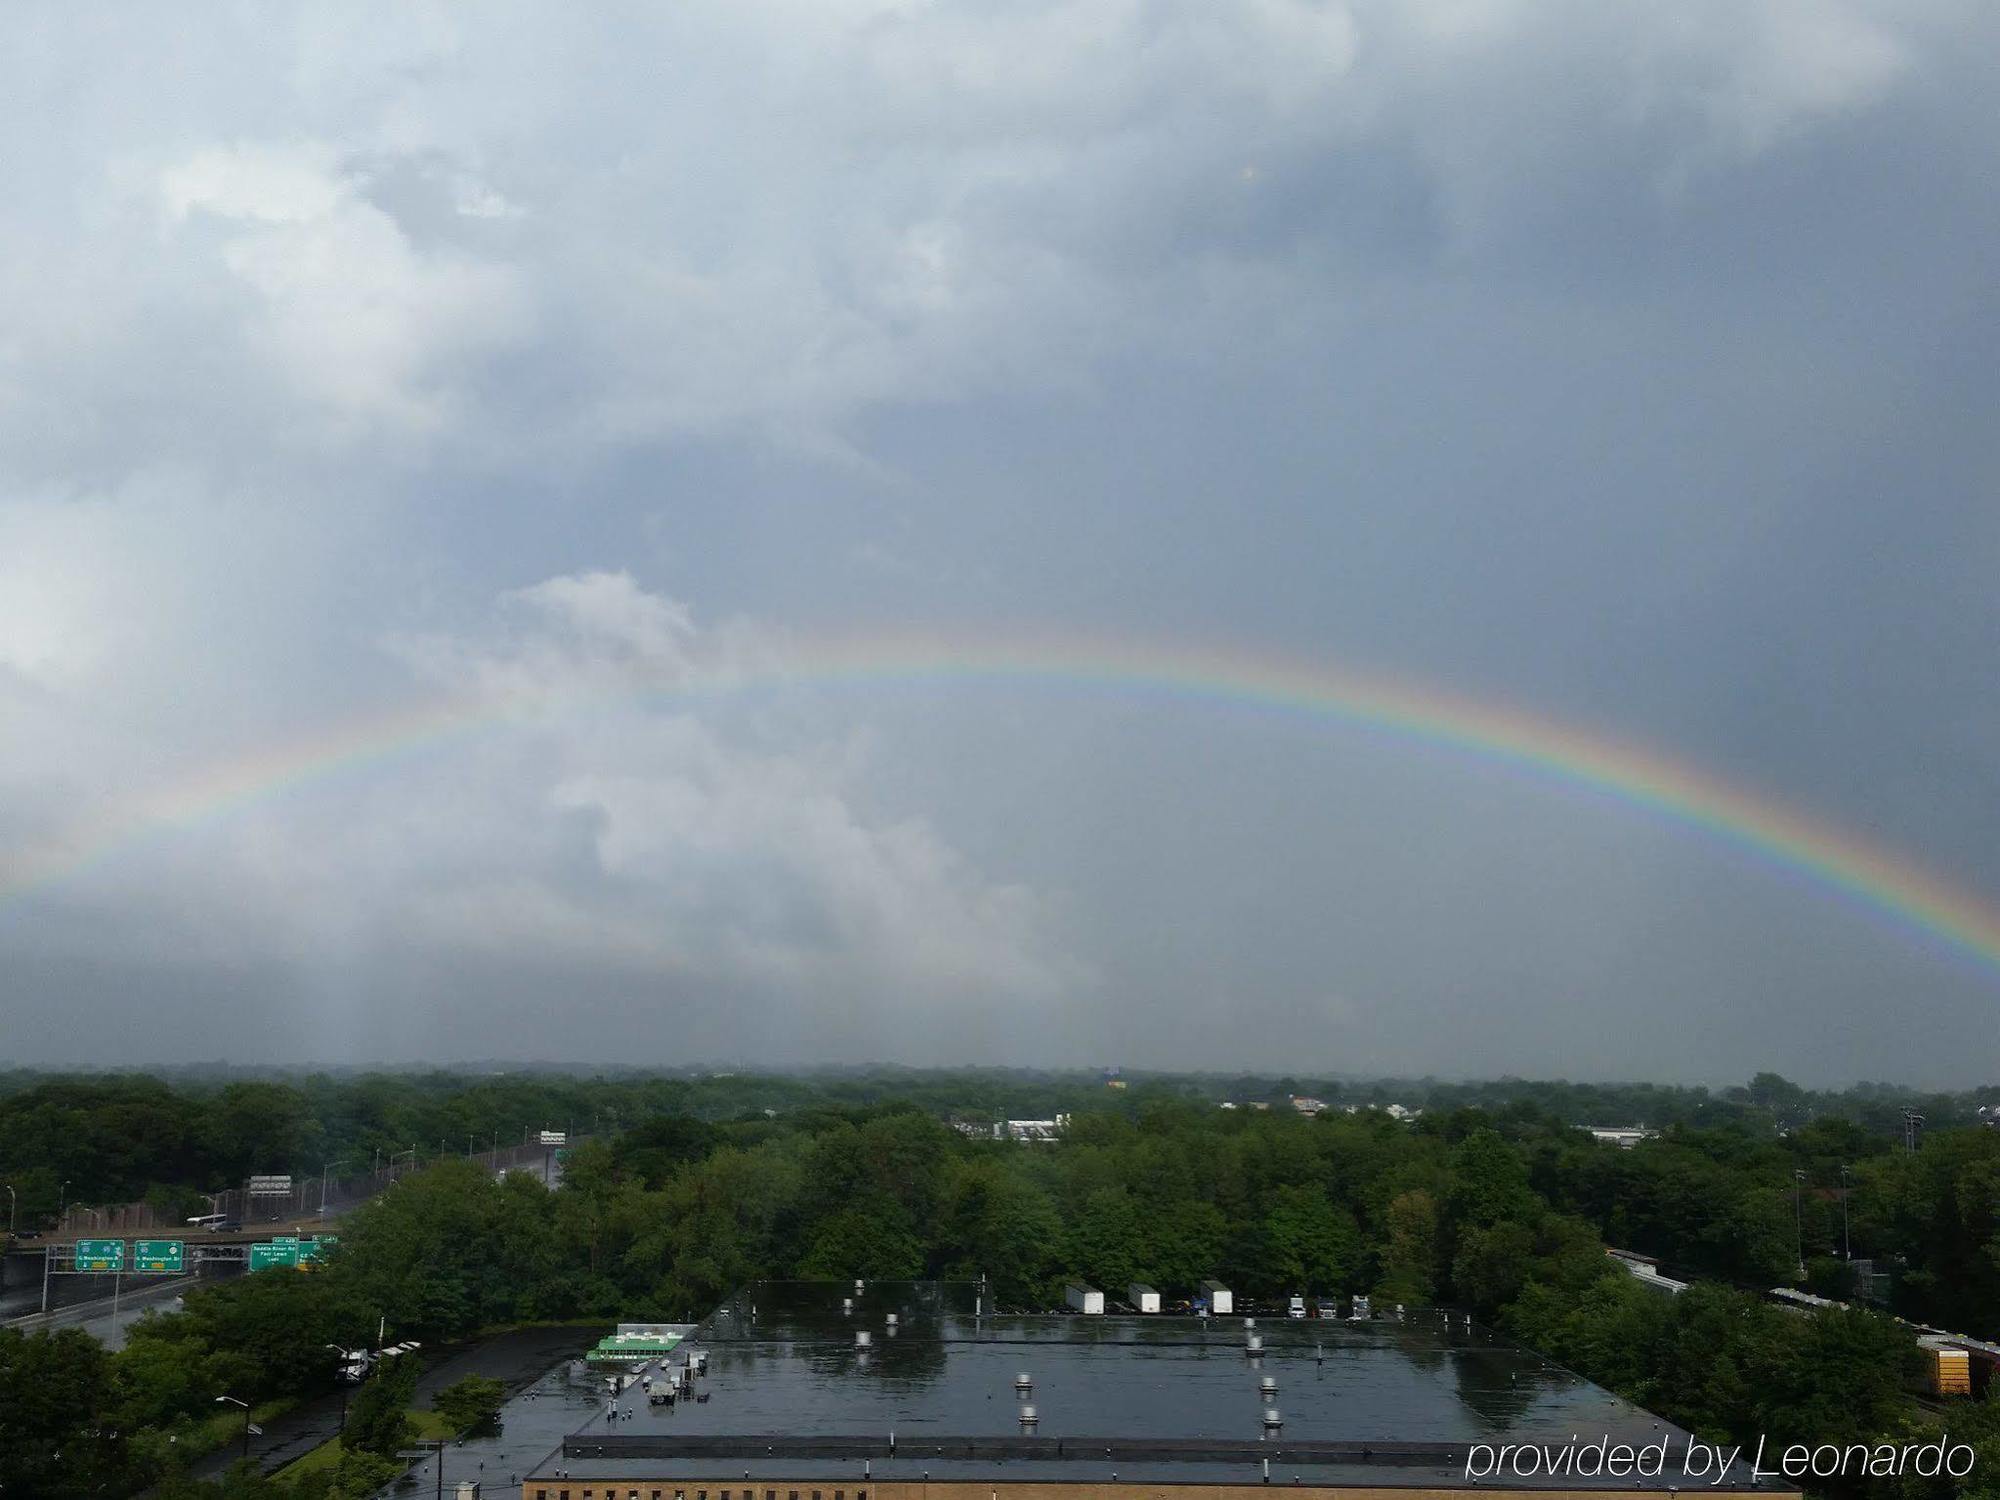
[1,2,1996,1079]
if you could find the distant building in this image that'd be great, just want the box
[1606,1249,1686,1297]
[1289,1096,1328,1116]
[995,1115,1070,1143]
[1339,1103,1420,1121]
[1585,1126,1657,1149]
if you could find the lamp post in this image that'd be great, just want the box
[58,1179,71,1225]
[4,1184,15,1235]
[1839,1164,1852,1261]
[216,1394,251,1461]
[319,1161,361,1217]
[325,1344,361,1429]
[1792,1169,1807,1280]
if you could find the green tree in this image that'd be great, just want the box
[798,1201,925,1279]
[1066,1187,1143,1292]
[1142,1199,1229,1294]
[343,1352,418,1458]
[1452,1220,1534,1313]
[1448,1128,1540,1229]
[433,1373,506,1433]
[1376,1189,1439,1303]
[2,1326,146,1497]
[935,1160,1064,1306]
[1261,1185,1362,1293]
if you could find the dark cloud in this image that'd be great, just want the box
[3,2,1996,1082]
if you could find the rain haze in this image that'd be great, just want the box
[2,2,1997,1084]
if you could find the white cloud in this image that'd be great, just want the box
[4,566,1083,1059]
[157,141,526,427]
[381,571,1079,1012]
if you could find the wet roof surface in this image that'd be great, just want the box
[526,1282,1776,1490]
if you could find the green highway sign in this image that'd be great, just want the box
[74,1239,125,1272]
[134,1240,185,1274]
[295,1234,340,1262]
[248,1240,300,1271]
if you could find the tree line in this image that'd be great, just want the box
[9,1078,2000,1496]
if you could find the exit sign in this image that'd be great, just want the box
[73,1239,124,1271]
[134,1240,186,1273]
[249,1241,300,1271]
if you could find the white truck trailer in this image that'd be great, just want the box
[1065,1284,1105,1315]
[1128,1283,1161,1313]
[1199,1280,1234,1315]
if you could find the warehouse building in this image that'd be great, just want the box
[523,1281,1792,1500]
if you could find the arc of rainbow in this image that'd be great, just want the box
[4,631,1997,981]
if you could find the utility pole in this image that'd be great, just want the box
[3,1183,14,1234]
[1903,1110,1925,1154]
[397,1438,449,1500]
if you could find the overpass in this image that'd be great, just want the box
[2,1135,574,1329]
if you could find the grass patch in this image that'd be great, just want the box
[273,1408,458,1482]
[177,1397,296,1460]
[273,1433,347,1481]
[409,1407,456,1439]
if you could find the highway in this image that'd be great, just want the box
[1,1148,566,1344]
[3,1272,198,1349]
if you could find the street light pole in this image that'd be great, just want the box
[318,1161,352,1217]
[4,1183,15,1234]
[217,1394,251,1461]
[1839,1164,1852,1261]
[1792,1169,1807,1279]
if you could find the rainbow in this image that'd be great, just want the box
[5,629,1999,980]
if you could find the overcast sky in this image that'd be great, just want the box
[3,2,1997,1083]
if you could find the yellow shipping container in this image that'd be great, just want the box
[1928,1344,1972,1396]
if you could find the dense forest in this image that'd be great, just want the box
[1,1063,1992,1230]
[8,1073,2000,1498]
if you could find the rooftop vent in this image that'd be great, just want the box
[1014,1372,1033,1394]
[855,1330,872,1348]
[1245,1334,1263,1355]
[1259,1376,1278,1396]
[1019,1405,1038,1429]
[1263,1408,1284,1429]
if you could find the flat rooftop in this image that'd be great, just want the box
[531,1281,1776,1490]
